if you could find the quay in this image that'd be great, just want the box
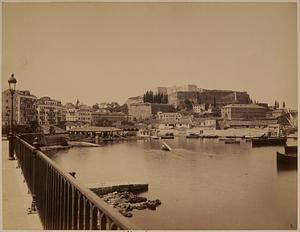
[2,136,139,230]
[2,140,42,230]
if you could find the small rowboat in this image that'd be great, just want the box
[186,133,200,138]
[224,140,240,144]
[161,142,172,151]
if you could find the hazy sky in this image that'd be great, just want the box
[2,2,297,108]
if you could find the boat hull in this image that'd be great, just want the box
[277,152,297,169]
[224,141,240,144]
[252,137,287,147]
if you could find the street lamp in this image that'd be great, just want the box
[8,73,17,160]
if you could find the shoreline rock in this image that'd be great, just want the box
[99,191,161,217]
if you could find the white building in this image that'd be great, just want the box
[193,104,212,114]
[2,89,37,126]
[195,118,217,130]
[66,108,78,122]
[158,117,193,130]
[37,97,66,125]
[157,112,182,120]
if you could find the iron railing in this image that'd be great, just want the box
[13,135,138,230]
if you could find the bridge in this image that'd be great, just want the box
[3,135,139,230]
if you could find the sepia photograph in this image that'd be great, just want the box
[1,1,298,230]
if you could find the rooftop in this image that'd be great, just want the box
[69,126,122,132]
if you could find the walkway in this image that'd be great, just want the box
[2,140,43,230]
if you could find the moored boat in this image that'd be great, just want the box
[252,137,287,147]
[186,133,200,139]
[276,151,297,167]
[161,142,172,151]
[150,135,160,140]
[203,135,218,139]
[224,140,240,144]
[161,133,174,139]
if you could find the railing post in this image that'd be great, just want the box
[27,137,40,214]
[8,132,15,160]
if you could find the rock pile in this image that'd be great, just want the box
[100,191,161,217]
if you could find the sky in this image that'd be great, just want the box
[2,2,298,108]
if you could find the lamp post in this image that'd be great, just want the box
[8,73,17,160]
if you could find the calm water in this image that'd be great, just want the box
[50,137,297,229]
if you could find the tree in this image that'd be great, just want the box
[213,96,217,108]
[184,99,193,111]
[75,99,80,108]
[283,101,285,108]
[92,103,99,110]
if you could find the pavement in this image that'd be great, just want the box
[2,140,43,230]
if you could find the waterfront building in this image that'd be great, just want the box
[65,121,88,131]
[194,118,217,130]
[128,103,174,120]
[221,104,269,120]
[37,96,65,125]
[76,109,92,124]
[158,117,193,130]
[68,126,122,141]
[157,112,182,120]
[226,118,278,129]
[2,89,37,126]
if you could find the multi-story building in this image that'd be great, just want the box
[194,118,218,130]
[66,108,78,122]
[2,89,37,126]
[37,96,65,125]
[221,104,269,120]
[128,103,175,120]
[157,112,182,120]
[76,109,92,124]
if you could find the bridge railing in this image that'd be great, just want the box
[13,135,138,230]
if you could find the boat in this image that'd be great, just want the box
[150,136,160,140]
[203,135,218,138]
[161,133,174,139]
[276,152,297,167]
[252,137,287,147]
[186,133,200,138]
[224,140,240,144]
[219,138,235,142]
[161,142,172,151]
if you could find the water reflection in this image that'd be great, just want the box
[50,137,297,230]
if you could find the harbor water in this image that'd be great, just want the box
[49,137,297,229]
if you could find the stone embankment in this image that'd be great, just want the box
[89,183,161,217]
[89,183,148,195]
[99,191,161,217]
